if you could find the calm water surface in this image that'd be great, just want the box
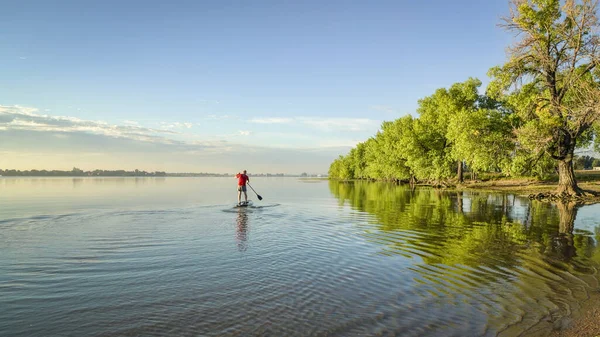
[1,177,599,336]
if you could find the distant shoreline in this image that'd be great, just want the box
[0,174,323,178]
[0,169,325,178]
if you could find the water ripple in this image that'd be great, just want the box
[1,181,600,337]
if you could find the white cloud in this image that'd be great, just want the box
[298,117,379,132]
[370,105,398,114]
[8,119,47,128]
[160,122,194,129]
[0,105,180,144]
[248,116,380,132]
[213,130,253,139]
[249,117,294,124]
[0,105,367,173]
[198,99,221,105]
[315,139,360,148]
[205,114,232,120]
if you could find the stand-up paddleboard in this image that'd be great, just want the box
[235,200,253,208]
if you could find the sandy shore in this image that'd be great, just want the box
[550,289,600,337]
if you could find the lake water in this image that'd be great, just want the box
[1,177,599,336]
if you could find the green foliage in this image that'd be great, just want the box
[573,155,598,170]
[328,120,413,181]
[329,78,517,183]
[328,155,354,180]
[508,150,557,179]
[487,0,600,193]
[329,1,600,190]
[448,108,514,174]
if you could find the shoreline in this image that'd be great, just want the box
[333,176,600,204]
[457,179,600,203]
[550,287,600,337]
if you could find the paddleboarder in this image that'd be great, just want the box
[236,170,250,205]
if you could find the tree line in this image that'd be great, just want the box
[0,168,168,177]
[329,0,600,196]
[0,168,293,177]
[574,155,600,170]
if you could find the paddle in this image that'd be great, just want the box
[247,183,263,201]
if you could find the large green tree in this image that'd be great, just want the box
[411,78,494,183]
[489,0,600,196]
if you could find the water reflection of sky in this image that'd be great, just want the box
[575,203,600,243]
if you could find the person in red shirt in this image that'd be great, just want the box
[236,170,250,205]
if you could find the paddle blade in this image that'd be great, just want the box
[257,194,263,200]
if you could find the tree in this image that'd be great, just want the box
[377,120,412,181]
[573,154,596,169]
[71,167,84,176]
[489,0,600,196]
[409,78,484,183]
[362,137,385,180]
[328,156,347,179]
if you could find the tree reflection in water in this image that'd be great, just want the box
[328,180,600,279]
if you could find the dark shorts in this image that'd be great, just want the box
[237,185,247,192]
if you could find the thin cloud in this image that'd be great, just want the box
[0,105,180,144]
[1,106,372,170]
[213,130,253,139]
[204,114,232,120]
[370,105,398,114]
[249,116,380,132]
[315,139,361,148]
[160,122,194,129]
[249,117,294,124]
[298,117,379,132]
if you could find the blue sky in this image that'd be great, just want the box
[1,0,513,174]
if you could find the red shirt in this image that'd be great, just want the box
[236,173,249,186]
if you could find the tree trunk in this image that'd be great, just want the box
[457,161,463,183]
[555,201,577,261]
[557,201,576,234]
[556,157,583,196]
[456,191,464,214]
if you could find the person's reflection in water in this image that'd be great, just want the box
[236,208,249,252]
